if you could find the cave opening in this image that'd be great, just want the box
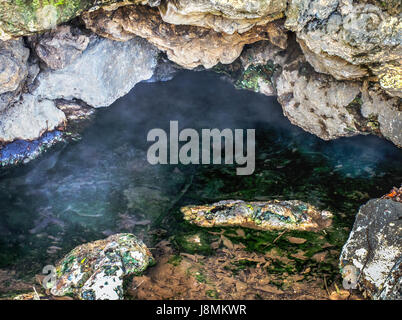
[0,69,401,299]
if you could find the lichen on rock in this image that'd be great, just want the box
[51,233,154,300]
[340,198,402,300]
[285,0,402,97]
[181,199,333,232]
[0,0,154,40]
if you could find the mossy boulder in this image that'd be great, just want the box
[0,0,145,40]
[51,233,154,300]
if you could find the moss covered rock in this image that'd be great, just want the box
[181,199,333,232]
[51,233,154,300]
[0,0,149,40]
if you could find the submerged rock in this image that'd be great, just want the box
[51,233,154,300]
[34,35,158,107]
[82,5,285,69]
[181,200,333,232]
[340,199,402,300]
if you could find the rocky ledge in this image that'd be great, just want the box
[0,0,400,164]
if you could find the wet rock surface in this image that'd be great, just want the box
[340,198,402,300]
[0,131,64,167]
[181,200,333,232]
[51,233,154,300]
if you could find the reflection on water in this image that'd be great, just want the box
[0,71,401,276]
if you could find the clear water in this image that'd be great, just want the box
[0,71,401,283]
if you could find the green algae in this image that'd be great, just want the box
[206,289,219,299]
[235,62,278,92]
[173,232,214,256]
[212,59,280,93]
[167,254,183,266]
[0,1,136,39]
[345,93,381,135]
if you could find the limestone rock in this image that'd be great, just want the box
[34,35,158,107]
[159,0,286,34]
[51,233,154,300]
[29,25,92,70]
[181,199,333,232]
[360,83,402,147]
[0,94,66,143]
[290,2,401,64]
[0,90,20,113]
[55,100,95,122]
[223,38,401,147]
[240,40,285,70]
[285,0,402,96]
[0,0,153,40]
[276,56,362,140]
[297,38,368,81]
[0,39,29,94]
[340,199,402,300]
[82,5,284,69]
[164,0,287,20]
[372,62,402,98]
